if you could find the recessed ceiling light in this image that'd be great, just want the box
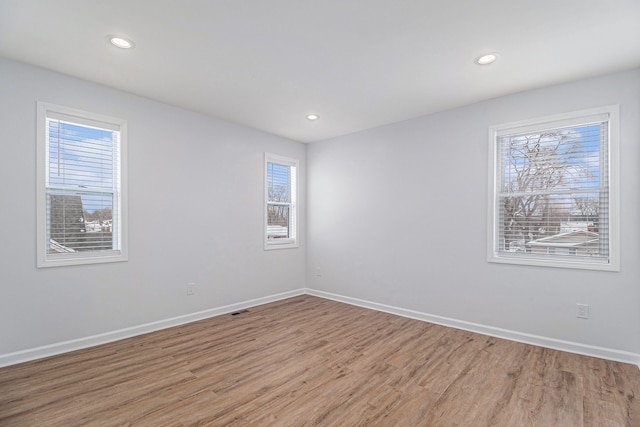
[108,36,135,49]
[306,114,319,121]
[475,53,498,65]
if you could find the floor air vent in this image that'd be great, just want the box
[230,309,249,316]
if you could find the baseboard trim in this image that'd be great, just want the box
[305,288,640,367]
[3,287,639,368]
[0,289,305,368]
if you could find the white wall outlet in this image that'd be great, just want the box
[187,283,195,295]
[316,267,321,277]
[577,303,589,319]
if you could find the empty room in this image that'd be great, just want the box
[1,1,640,425]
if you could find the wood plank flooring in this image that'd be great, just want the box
[1,295,639,426]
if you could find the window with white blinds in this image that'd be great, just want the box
[488,106,619,271]
[264,153,298,249]
[37,102,128,267]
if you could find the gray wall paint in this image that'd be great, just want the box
[2,55,638,359]
[307,69,640,354]
[0,58,306,354]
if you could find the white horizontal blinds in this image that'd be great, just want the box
[497,119,609,260]
[266,161,292,240]
[45,115,120,255]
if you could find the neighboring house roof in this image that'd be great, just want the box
[527,231,599,248]
[49,239,76,253]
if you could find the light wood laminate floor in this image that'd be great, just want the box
[1,295,639,426]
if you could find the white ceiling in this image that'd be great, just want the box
[1,0,639,143]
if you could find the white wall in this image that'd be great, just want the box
[2,56,638,366]
[0,58,306,359]
[307,69,640,359]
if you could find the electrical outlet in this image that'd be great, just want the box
[577,303,589,319]
[187,283,195,295]
[316,267,321,277]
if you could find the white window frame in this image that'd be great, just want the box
[36,102,128,267]
[487,105,620,271]
[264,153,298,250]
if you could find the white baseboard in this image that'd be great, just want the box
[3,287,639,369]
[305,288,640,367]
[0,289,305,368]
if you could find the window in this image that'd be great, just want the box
[37,102,127,267]
[264,153,298,249]
[487,106,619,271]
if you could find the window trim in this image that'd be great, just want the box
[36,102,128,268]
[487,105,620,271]
[264,152,299,250]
